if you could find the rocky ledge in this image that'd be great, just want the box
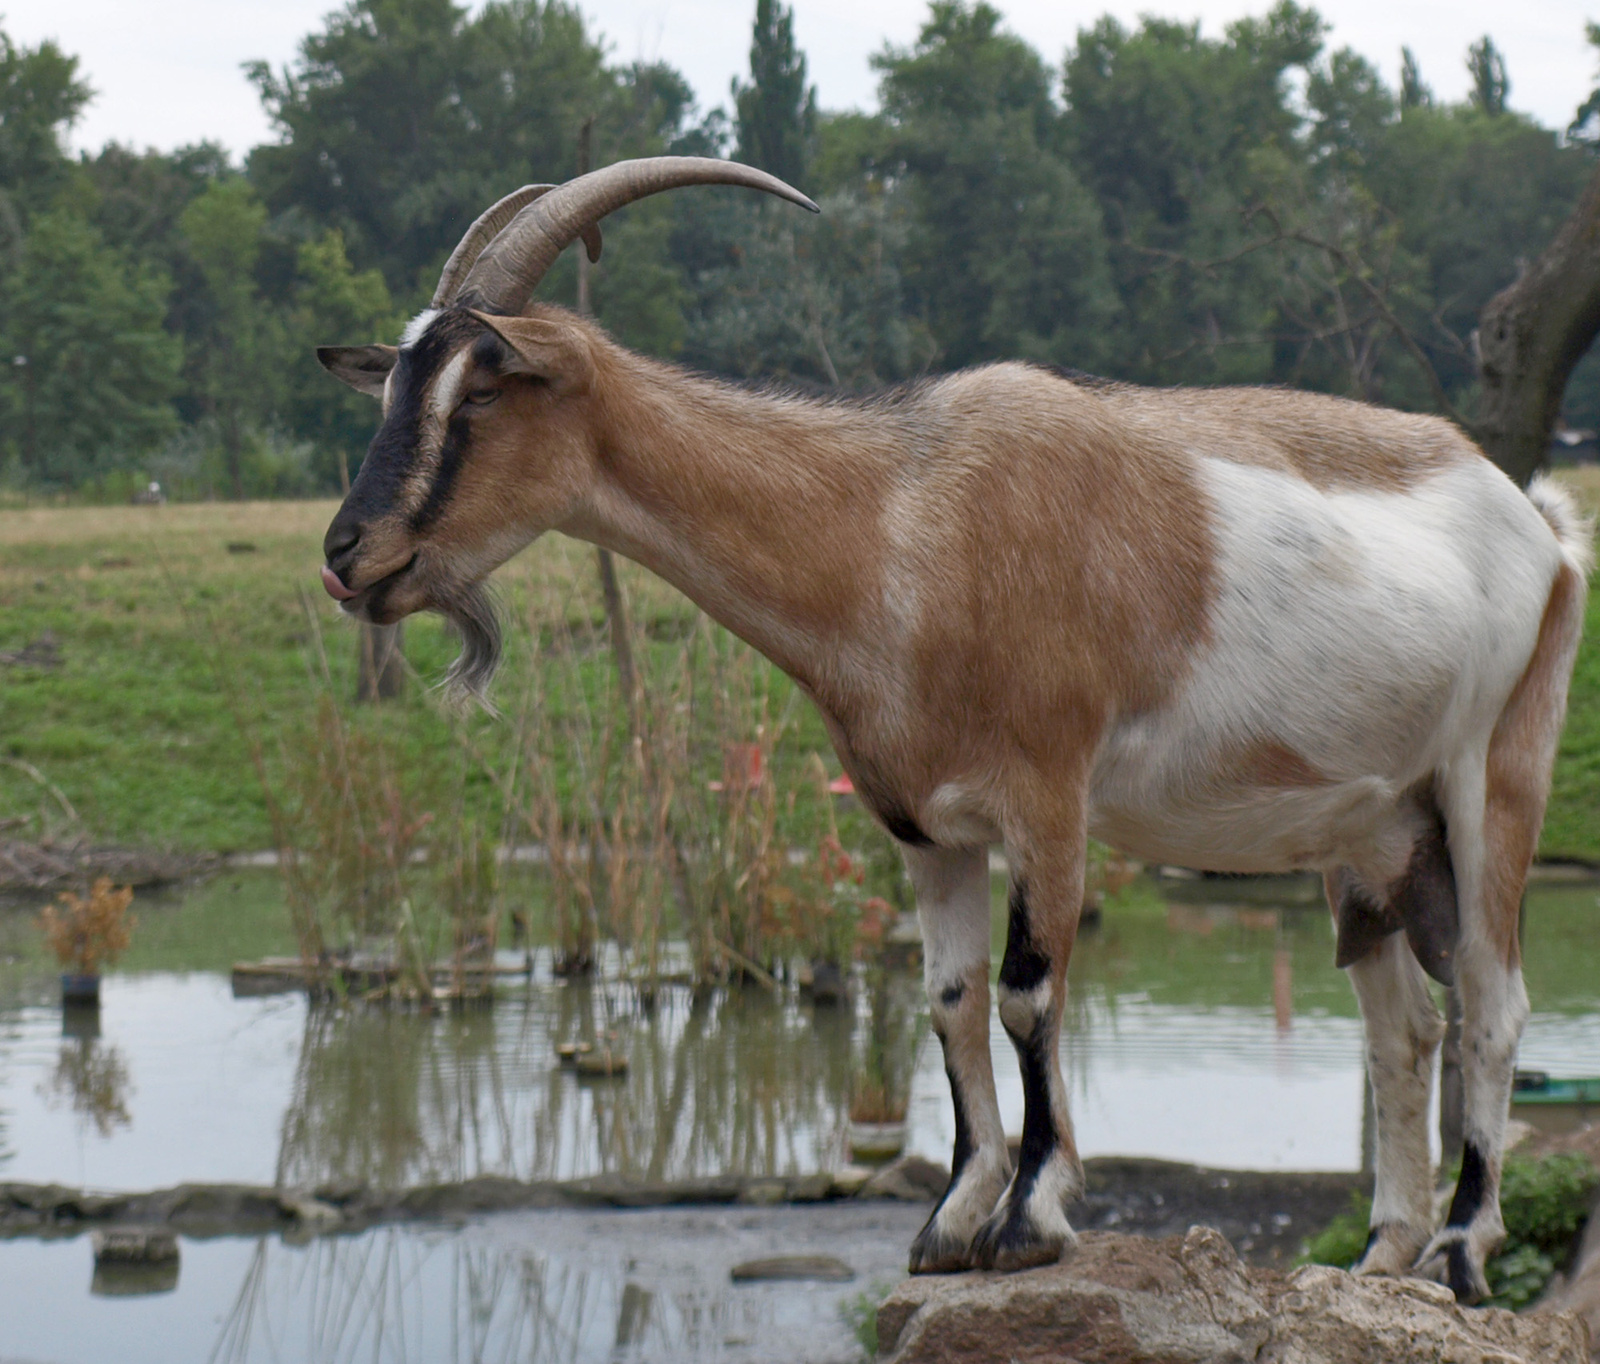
[877,1226,1591,1364]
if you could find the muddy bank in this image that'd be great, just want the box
[0,838,218,895]
[0,1157,1362,1267]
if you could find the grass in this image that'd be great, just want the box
[4,475,1600,863]
[0,501,848,852]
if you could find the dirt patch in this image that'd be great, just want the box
[0,1157,1363,1265]
[0,839,218,896]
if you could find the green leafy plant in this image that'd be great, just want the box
[1299,1152,1600,1309]
[1298,1189,1372,1268]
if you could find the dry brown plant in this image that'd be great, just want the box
[39,876,135,974]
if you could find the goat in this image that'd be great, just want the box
[316,157,1592,1298]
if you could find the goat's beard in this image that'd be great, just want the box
[436,578,503,711]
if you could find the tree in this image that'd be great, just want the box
[1399,46,1430,111]
[1466,36,1508,117]
[0,31,91,222]
[0,211,181,487]
[876,1,1115,371]
[1060,2,1323,382]
[181,178,280,498]
[282,228,401,483]
[732,0,816,189]
[1476,164,1600,484]
[247,0,615,299]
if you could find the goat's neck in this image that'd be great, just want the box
[562,355,893,707]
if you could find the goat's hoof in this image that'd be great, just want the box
[908,1219,974,1275]
[1414,1228,1490,1304]
[970,1201,1072,1273]
[1352,1222,1429,1278]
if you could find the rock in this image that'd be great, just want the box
[861,1156,950,1202]
[739,1180,788,1206]
[785,1173,837,1203]
[90,1229,180,1296]
[731,1255,855,1283]
[876,1227,1591,1364]
[832,1165,875,1197]
[91,1228,178,1264]
[1534,1187,1600,1361]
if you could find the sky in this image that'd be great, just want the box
[1,0,1596,159]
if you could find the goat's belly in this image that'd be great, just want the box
[1087,780,1408,874]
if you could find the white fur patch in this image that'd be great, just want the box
[401,308,441,348]
[1088,458,1563,876]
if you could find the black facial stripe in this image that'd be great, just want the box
[998,880,1050,995]
[410,408,470,533]
[344,309,487,522]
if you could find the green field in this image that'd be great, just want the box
[3,479,1600,861]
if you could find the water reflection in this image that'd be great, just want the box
[194,1206,913,1364]
[0,878,1595,1189]
[274,983,860,1190]
[42,1034,132,1138]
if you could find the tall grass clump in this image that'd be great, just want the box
[504,558,899,992]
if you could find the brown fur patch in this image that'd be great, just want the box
[1228,738,1330,789]
[1482,564,1588,964]
[1074,378,1476,493]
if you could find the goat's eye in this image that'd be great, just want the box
[463,388,499,407]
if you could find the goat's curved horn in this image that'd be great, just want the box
[457,156,819,315]
[433,184,557,308]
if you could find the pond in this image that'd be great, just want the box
[3,872,1598,1190]
[1,870,1597,1362]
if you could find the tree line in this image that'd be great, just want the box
[2,0,1598,497]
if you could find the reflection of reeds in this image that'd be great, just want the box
[207,1213,833,1364]
[272,975,864,1191]
[40,1037,132,1137]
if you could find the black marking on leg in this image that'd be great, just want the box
[1445,1240,1480,1302]
[1446,1141,1488,1227]
[908,1056,984,1274]
[998,881,1050,995]
[1362,1224,1383,1259]
[945,1063,975,1189]
[938,982,965,1009]
[882,809,934,847]
[1009,1017,1057,1208]
[1393,805,1458,987]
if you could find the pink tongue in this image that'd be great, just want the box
[321,566,357,601]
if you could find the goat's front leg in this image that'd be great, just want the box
[903,843,1011,1274]
[971,831,1085,1272]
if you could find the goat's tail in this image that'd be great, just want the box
[1526,474,1596,578]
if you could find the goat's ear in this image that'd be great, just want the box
[316,345,398,398]
[470,313,593,393]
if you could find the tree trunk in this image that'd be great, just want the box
[574,114,641,735]
[1477,161,1600,486]
[357,621,405,703]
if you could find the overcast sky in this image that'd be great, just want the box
[2,0,1596,159]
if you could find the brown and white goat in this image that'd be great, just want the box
[316,158,1592,1298]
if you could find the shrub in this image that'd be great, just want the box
[39,876,136,974]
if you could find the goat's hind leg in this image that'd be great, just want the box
[904,844,1011,1274]
[1338,890,1445,1278]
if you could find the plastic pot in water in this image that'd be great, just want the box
[60,973,101,1006]
[847,1121,907,1163]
